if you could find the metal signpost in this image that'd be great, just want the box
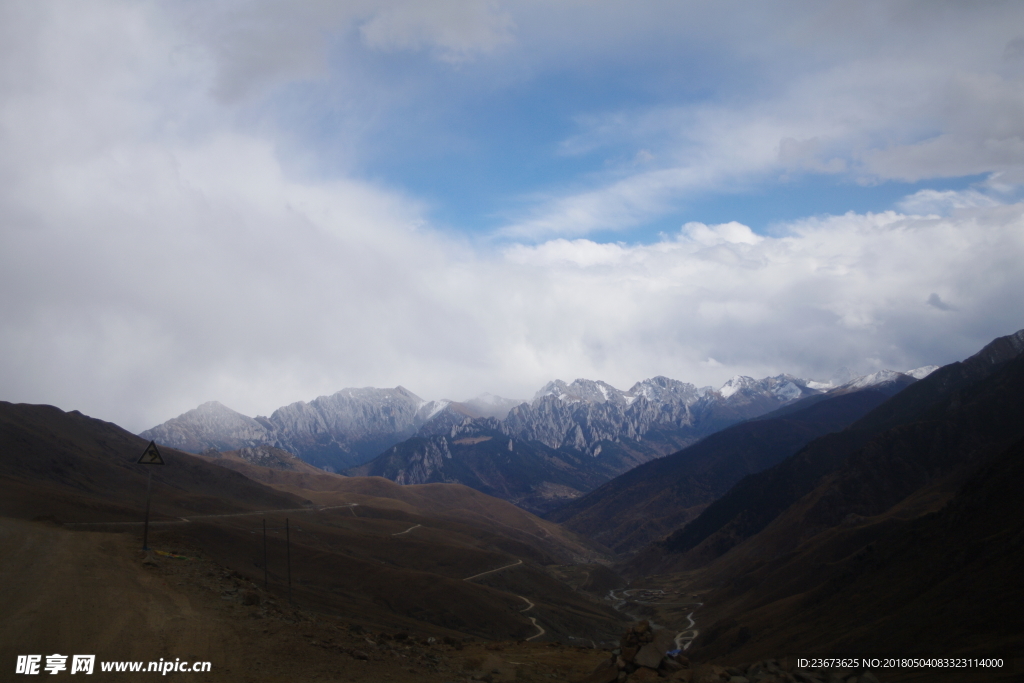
[137,440,165,550]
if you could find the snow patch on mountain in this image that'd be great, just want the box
[843,370,906,390]
[906,365,939,379]
[772,381,803,401]
[719,375,754,399]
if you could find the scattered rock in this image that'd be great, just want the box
[578,656,619,683]
[627,667,661,682]
[660,658,685,674]
[692,664,728,683]
[634,642,665,669]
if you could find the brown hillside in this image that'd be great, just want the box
[0,401,631,652]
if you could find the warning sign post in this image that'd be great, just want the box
[137,440,165,550]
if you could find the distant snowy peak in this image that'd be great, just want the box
[825,365,937,392]
[534,378,626,404]
[842,369,907,390]
[139,400,273,453]
[718,375,756,399]
[715,374,819,402]
[906,365,939,380]
[335,385,420,400]
[532,373,822,408]
[535,376,711,407]
[625,376,708,405]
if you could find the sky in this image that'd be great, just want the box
[2,0,1023,432]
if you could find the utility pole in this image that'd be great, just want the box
[286,517,292,604]
[142,469,153,550]
[136,441,165,550]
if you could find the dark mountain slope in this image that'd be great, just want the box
[0,401,306,521]
[546,382,910,555]
[641,328,1024,571]
[689,433,1024,669]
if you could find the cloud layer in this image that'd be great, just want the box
[1,1,1022,432]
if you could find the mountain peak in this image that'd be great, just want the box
[533,378,625,404]
[718,375,756,399]
[905,365,939,379]
[625,376,706,405]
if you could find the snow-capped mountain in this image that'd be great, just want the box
[818,365,940,394]
[348,373,836,513]
[502,374,822,455]
[141,386,437,471]
[140,366,935,480]
[138,400,274,454]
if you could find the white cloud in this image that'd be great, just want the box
[683,221,763,246]
[2,0,1024,435]
[897,188,1000,216]
[497,207,1024,387]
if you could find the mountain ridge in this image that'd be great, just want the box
[345,373,848,514]
[545,373,919,554]
[656,327,1024,665]
[140,367,938,512]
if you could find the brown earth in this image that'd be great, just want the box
[0,517,613,682]
[0,400,639,682]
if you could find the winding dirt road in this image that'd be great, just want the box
[461,558,523,582]
[516,596,545,641]
[461,560,544,641]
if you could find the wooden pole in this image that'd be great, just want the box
[263,517,268,590]
[286,517,292,604]
[141,469,153,550]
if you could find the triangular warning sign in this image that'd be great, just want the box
[137,441,165,465]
